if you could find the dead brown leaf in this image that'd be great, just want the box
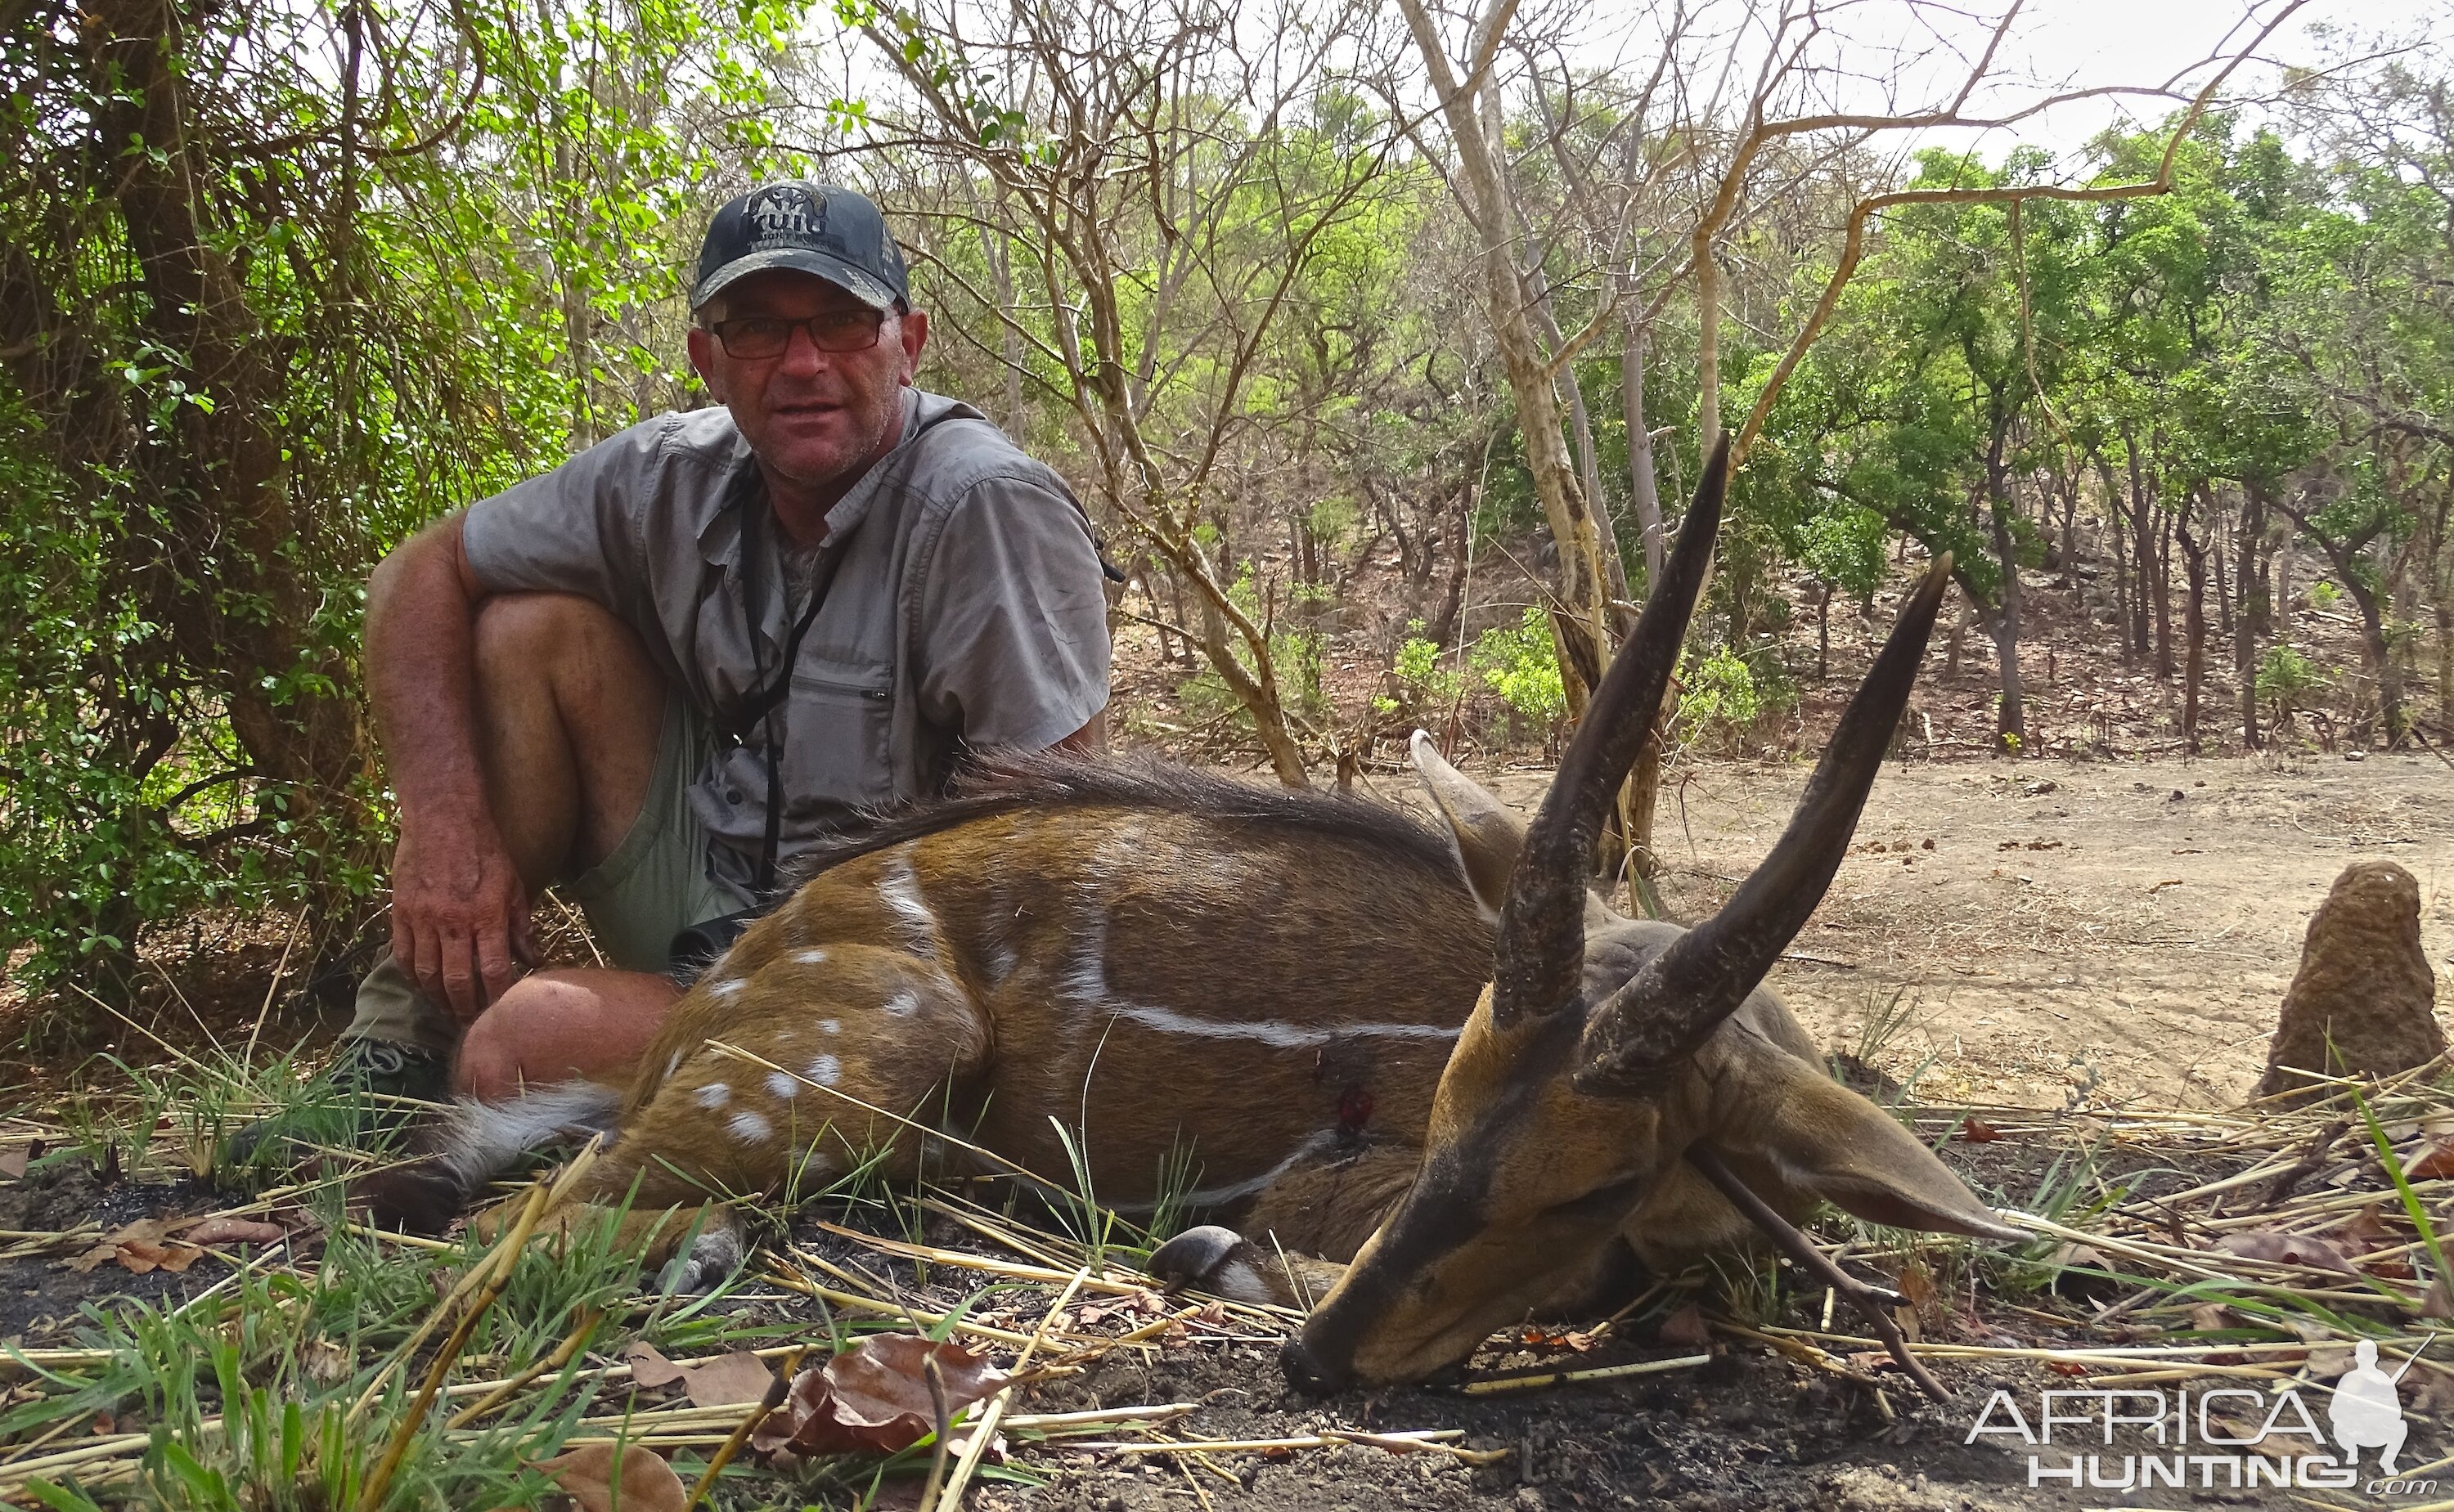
[182,1217,286,1247]
[2214,1231,2356,1274]
[673,1352,775,1408]
[530,1442,688,1512]
[1656,1304,1711,1350]
[0,1147,30,1180]
[65,1219,204,1276]
[623,1341,686,1389]
[622,1342,774,1407]
[1958,1117,2003,1143]
[2411,1142,2454,1180]
[751,1335,1009,1463]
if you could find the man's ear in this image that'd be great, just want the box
[1409,730,1523,920]
[1719,1054,2025,1243]
[686,325,724,401]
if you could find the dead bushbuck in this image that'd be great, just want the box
[368,440,2017,1388]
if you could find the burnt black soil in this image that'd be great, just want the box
[0,1137,2411,1511]
[0,1159,243,1339]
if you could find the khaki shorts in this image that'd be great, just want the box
[345,695,754,1052]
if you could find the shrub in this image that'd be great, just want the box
[1470,607,1567,736]
[1391,621,1462,709]
[1678,645,1762,752]
[2257,643,2328,728]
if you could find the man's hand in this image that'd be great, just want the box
[390,814,539,1023]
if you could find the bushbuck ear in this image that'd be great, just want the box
[1727,1058,2024,1243]
[1409,730,1523,918]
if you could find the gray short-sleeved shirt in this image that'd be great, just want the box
[461,388,1112,893]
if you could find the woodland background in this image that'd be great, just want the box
[2,0,2447,1029]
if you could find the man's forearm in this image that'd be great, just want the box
[366,517,491,830]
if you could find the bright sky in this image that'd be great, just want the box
[1537,0,2445,171]
[1970,0,2439,157]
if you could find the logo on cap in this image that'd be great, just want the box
[747,185,826,245]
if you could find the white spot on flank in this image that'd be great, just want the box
[708,977,748,1000]
[884,989,919,1018]
[727,1110,773,1143]
[794,948,829,966]
[805,1054,842,1086]
[766,1071,800,1100]
[694,1082,731,1109]
[817,1019,841,1035]
[663,1051,682,1080]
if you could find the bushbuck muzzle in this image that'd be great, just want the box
[362,437,2017,1385]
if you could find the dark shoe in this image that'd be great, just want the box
[220,1039,453,1182]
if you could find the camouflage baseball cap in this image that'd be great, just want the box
[691,181,910,312]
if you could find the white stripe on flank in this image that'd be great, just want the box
[707,977,748,1000]
[694,1082,731,1109]
[879,855,938,951]
[1104,1001,1459,1048]
[794,949,829,966]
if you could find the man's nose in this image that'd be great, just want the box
[776,323,833,375]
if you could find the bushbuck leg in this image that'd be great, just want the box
[460,937,990,1282]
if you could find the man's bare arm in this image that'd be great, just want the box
[1052,708,1107,755]
[366,514,533,1021]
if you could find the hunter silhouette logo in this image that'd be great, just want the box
[2331,1339,2415,1474]
[1968,1335,2438,1496]
[747,186,823,244]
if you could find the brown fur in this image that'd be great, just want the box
[495,768,1494,1245]
[2257,859,2445,1101]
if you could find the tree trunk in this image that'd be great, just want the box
[2179,494,2209,754]
[1622,317,1665,587]
[2101,454,2133,665]
[1391,0,1610,707]
[2237,479,2270,752]
[1985,422,2026,750]
[2153,501,2177,680]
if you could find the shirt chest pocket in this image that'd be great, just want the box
[780,657,897,812]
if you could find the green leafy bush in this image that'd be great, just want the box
[1378,621,1462,717]
[2257,644,2328,727]
[1678,646,1763,752]
[1470,608,1567,734]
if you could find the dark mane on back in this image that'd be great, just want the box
[779,750,1461,890]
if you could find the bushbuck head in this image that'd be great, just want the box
[1281,441,2022,1390]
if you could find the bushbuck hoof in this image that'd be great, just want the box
[1149,1225,1287,1306]
[667,1213,746,1294]
[353,1156,465,1236]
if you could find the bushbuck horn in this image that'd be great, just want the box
[1573,552,1955,1091]
[1489,437,1728,1025]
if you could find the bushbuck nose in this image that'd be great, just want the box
[1279,1335,1347,1394]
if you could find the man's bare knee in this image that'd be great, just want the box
[455,969,677,1101]
[474,593,638,683]
[456,973,592,1101]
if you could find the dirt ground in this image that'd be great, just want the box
[1467,749,2454,1113]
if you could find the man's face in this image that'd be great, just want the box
[686,270,930,500]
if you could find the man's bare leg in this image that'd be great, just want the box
[348,592,681,1085]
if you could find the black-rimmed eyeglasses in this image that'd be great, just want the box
[709,309,886,359]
